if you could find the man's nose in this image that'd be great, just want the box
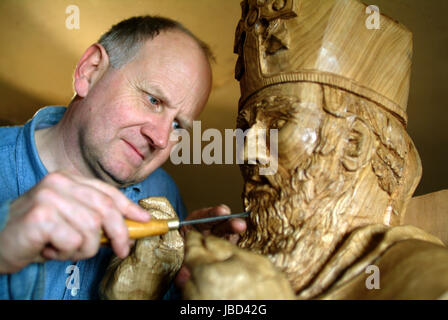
[141,117,172,150]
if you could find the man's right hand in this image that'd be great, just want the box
[0,171,150,274]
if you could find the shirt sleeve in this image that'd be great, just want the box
[0,199,46,300]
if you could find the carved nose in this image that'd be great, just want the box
[243,124,269,165]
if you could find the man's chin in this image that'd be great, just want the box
[96,162,141,187]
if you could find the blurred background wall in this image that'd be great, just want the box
[0,0,446,214]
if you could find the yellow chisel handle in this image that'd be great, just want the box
[100,218,180,244]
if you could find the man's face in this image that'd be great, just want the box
[75,30,212,186]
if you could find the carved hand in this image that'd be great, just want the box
[181,231,295,300]
[174,204,247,288]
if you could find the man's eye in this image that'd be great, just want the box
[147,95,160,106]
[172,120,182,130]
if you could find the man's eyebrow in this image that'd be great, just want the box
[140,83,172,106]
[137,82,192,130]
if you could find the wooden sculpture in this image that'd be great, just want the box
[99,197,183,300]
[182,0,448,299]
[404,189,448,246]
[182,231,296,299]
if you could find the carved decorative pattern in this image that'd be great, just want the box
[234,0,298,80]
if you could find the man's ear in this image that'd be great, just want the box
[73,43,110,98]
[342,119,377,172]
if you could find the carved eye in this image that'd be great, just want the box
[346,131,362,157]
[237,111,251,130]
[272,0,287,11]
[271,119,286,130]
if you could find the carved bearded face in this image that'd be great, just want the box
[236,81,419,291]
[237,96,319,253]
[236,82,393,291]
[237,82,352,251]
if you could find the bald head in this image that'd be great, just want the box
[98,15,214,69]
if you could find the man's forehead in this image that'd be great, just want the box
[138,29,204,58]
[121,30,210,129]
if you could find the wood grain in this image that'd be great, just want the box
[404,190,448,246]
[183,0,448,300]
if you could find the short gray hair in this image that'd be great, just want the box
[98,15,214,68]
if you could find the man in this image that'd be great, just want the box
[0,15,245,299]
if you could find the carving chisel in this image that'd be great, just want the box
[100,211,250,244]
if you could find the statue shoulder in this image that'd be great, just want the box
[322,238,448,299]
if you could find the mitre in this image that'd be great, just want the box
[234,0,411,125]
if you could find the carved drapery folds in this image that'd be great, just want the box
[99,197,184,300]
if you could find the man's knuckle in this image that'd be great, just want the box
[78,242,98,259]
[35,187,59,202]
[113,226,128,240]
[26,205,51,224]
[103,196,116,209]
[68,234,83,251]
[99,197,120,218]
[25,225,48,249]
[42,172,67,185]
[90,214,102,230]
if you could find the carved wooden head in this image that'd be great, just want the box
[235,0,422,261]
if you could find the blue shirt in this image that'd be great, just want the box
[0,106,187,299]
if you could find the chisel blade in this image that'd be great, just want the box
[179,211,250,227]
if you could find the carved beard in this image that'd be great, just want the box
[238,135,359,292]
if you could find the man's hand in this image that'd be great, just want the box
[0,171,150,274]
[175,204,247,289]
[180,204,247,243]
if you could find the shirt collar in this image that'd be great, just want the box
[17,106,66,194]
[28,106,67,176]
